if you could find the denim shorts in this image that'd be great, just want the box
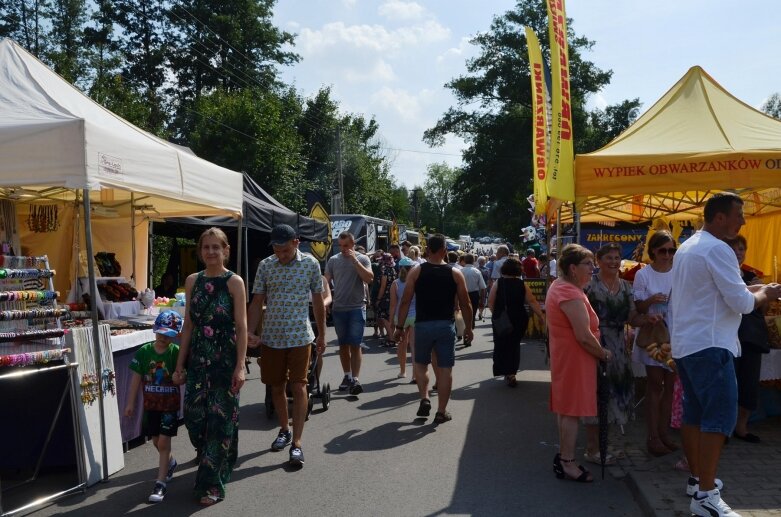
[332,308,366,346]
[675,347,738,436]
[415,320,456,368]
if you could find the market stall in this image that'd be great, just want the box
[570,65,781,276]
[0,37,243,511]
[569,65,781,414]
[155,173,330,283]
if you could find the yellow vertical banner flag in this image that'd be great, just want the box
[545,0,575,201]
[525,27,549,216]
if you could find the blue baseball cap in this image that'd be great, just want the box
[398,257,415,267]
[154,310,183,337]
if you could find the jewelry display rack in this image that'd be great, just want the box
[0,255,86,517]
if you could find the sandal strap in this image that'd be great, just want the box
[560,458,576,463]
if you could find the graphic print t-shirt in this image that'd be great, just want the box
[129,341,180,412]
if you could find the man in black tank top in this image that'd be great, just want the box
[394,234,473,424]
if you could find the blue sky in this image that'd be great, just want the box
[273,0,781,189]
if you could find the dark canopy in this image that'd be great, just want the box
[152,174,330,286]
[158,173,328,241]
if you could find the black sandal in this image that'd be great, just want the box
[553,453,564,479]
[416,398,431,417]
[559,458,593,483]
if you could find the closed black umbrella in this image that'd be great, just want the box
[597,355,610,480]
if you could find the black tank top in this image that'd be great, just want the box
[415,262,457,322]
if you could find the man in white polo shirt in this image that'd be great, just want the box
[670,193,781,517]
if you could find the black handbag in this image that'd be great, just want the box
[739,309,770,354]
[492,279,514,337]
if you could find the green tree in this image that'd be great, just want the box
[43,0,86,83]
[109,0,168,133]
[166,0,299,139]
[424,0,638,238]
[187,86,309,211]
[579,99,641,153]
[422,163,458,235]
[0,0,50,56]
[762,93,781,119]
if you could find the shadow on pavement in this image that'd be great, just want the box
[323,421,436,454]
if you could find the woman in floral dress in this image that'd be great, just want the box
[173,227,247,506]
[583,243,645,465]
[376,253,397,346]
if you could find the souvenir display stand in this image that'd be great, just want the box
[65,324,124,486]
[0,256,86,516]
[67,277,142,319]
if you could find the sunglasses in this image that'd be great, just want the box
[656,247,676,256]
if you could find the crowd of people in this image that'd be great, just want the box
[547,193,781,517]
[125,196,778,516]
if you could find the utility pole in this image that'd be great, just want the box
[336,127,345,213]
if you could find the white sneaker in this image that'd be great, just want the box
[690,489,741,517]
[686,476,724,497]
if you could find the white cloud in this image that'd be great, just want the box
[378,0,426,21]
[298,20,450,56]
[437,36,472,64]
[342,0,357,7]
[588,92,608,111]
[371,87,422,122]
[345,59,397,83]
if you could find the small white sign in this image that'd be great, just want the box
[98,153,123,176]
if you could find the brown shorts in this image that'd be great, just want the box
[260,344,311,386]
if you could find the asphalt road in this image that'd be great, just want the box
[35,319,642,516]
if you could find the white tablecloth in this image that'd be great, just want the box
[109,328,155,352]
[101,300,141,319]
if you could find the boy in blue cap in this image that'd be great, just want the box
[125,310,183,503]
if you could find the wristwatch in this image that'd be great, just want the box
[395,326,404,330]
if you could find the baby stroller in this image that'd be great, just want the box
[264,343,331,420]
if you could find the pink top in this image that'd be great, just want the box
[546,278,600,417]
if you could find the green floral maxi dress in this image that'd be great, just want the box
[585,277,636,426]
[184,271,239,500]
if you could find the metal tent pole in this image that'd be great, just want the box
[82,189,108,482]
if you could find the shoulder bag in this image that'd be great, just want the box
[493,279,514,337]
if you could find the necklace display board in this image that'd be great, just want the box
[0,255,86,516]
[65,324,124,486]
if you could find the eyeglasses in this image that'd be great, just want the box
[578,261,595,268]
[656,247,677,256]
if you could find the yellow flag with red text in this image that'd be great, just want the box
[545,0,575,201]
[525,27,549,216]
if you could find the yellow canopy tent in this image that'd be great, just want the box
[570,66,781,276]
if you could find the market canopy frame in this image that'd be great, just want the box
[570,66,781,223]
[0,38,243,217]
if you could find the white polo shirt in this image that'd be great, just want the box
[669,230,755,358]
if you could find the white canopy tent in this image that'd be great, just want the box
[0,38,243,216]
[0,37,244,488]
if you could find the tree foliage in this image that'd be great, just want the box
[0,0,409,228]
[762,93,781,120]
[424,0,639,239]
[422,163,458,234]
